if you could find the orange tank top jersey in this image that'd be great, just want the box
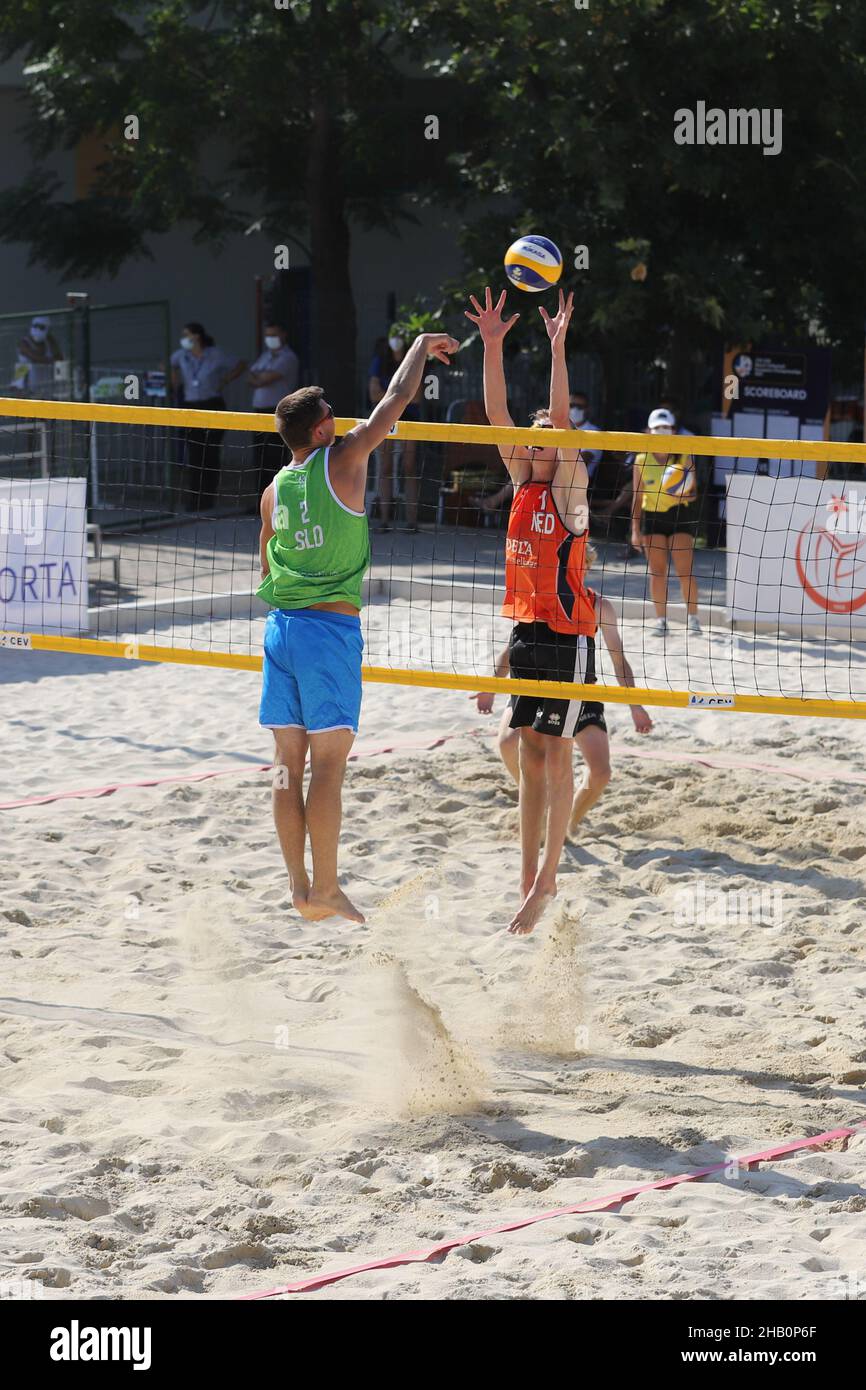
[585,586,599,634]
[502,481,596,636]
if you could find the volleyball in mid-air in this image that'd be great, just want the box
[503,235,563,293]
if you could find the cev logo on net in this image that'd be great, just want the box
[825,490,866,537]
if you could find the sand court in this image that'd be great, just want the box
[2,616,865,1300]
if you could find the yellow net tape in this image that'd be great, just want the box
[3,395,866,464]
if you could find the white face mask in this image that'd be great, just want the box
[265,335,281,350]
[180,335,195,350]
[569,406,586,425]
[388,336,404,353]
[30,326,48,342]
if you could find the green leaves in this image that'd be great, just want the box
[425,0,866,383]
[3,0,866,394]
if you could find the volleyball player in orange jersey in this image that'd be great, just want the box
[471,541,653,824]
[465,286,592,935]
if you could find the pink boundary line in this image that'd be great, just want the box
[4,730,866,811]
[238,1121,866,1300]
[0,732,464,810]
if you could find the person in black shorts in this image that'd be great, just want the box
[508,615,602,739]
[631,408,702,637]
[470,545,653,835]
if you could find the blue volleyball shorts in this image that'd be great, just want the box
[259,608,363,735]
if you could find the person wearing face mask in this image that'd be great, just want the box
[478,393,602,520]
[631,407,701,636]
[568,392,602,478]
[368,327,422,531]
[170,321,247,510]
[246,324,299,511]
[14,316,64,396]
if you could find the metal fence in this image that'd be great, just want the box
[0,300,188,525]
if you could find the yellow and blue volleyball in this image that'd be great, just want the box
[503,235,563,293]
[661,460,697,500]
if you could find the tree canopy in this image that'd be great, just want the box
[1,0,864,410]
[420,0,866,405]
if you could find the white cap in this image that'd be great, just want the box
[647,407,675,431]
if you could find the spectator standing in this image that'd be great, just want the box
[481,390,603,520]
[569,390,603,478]
[170,321,246,510]
[14,315,64,396]
[631,407,701,636]
[247,324,299,510]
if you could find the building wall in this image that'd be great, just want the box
[0,84,470,414]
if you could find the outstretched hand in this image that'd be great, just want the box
[464,287,520,342]
[423,333,461,364]
[538,288,574,348]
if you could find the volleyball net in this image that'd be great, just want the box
[1,396,866,720]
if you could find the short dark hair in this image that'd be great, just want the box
[184,320,214,347]
[275,386,326,448]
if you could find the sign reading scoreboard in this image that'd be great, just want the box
[0,478,89,634]
[723,343,832,427]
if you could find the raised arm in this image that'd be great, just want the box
[464,287,524,475]
[467,291,516,426]
[328,333,458,506]
[539,289,574,429]
[544,290,587,527]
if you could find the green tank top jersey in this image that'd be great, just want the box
[257,446,370,610]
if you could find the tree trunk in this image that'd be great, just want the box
[307,87,357,414]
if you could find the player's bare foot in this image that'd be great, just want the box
[521,868,538,899]
[293,888,333,921]
[307,886,366,923]
[508,879,557,935]
[290,878,327,921]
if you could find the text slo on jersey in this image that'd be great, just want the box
[284,497,325,551]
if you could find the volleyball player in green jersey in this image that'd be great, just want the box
[258,332,459,924]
